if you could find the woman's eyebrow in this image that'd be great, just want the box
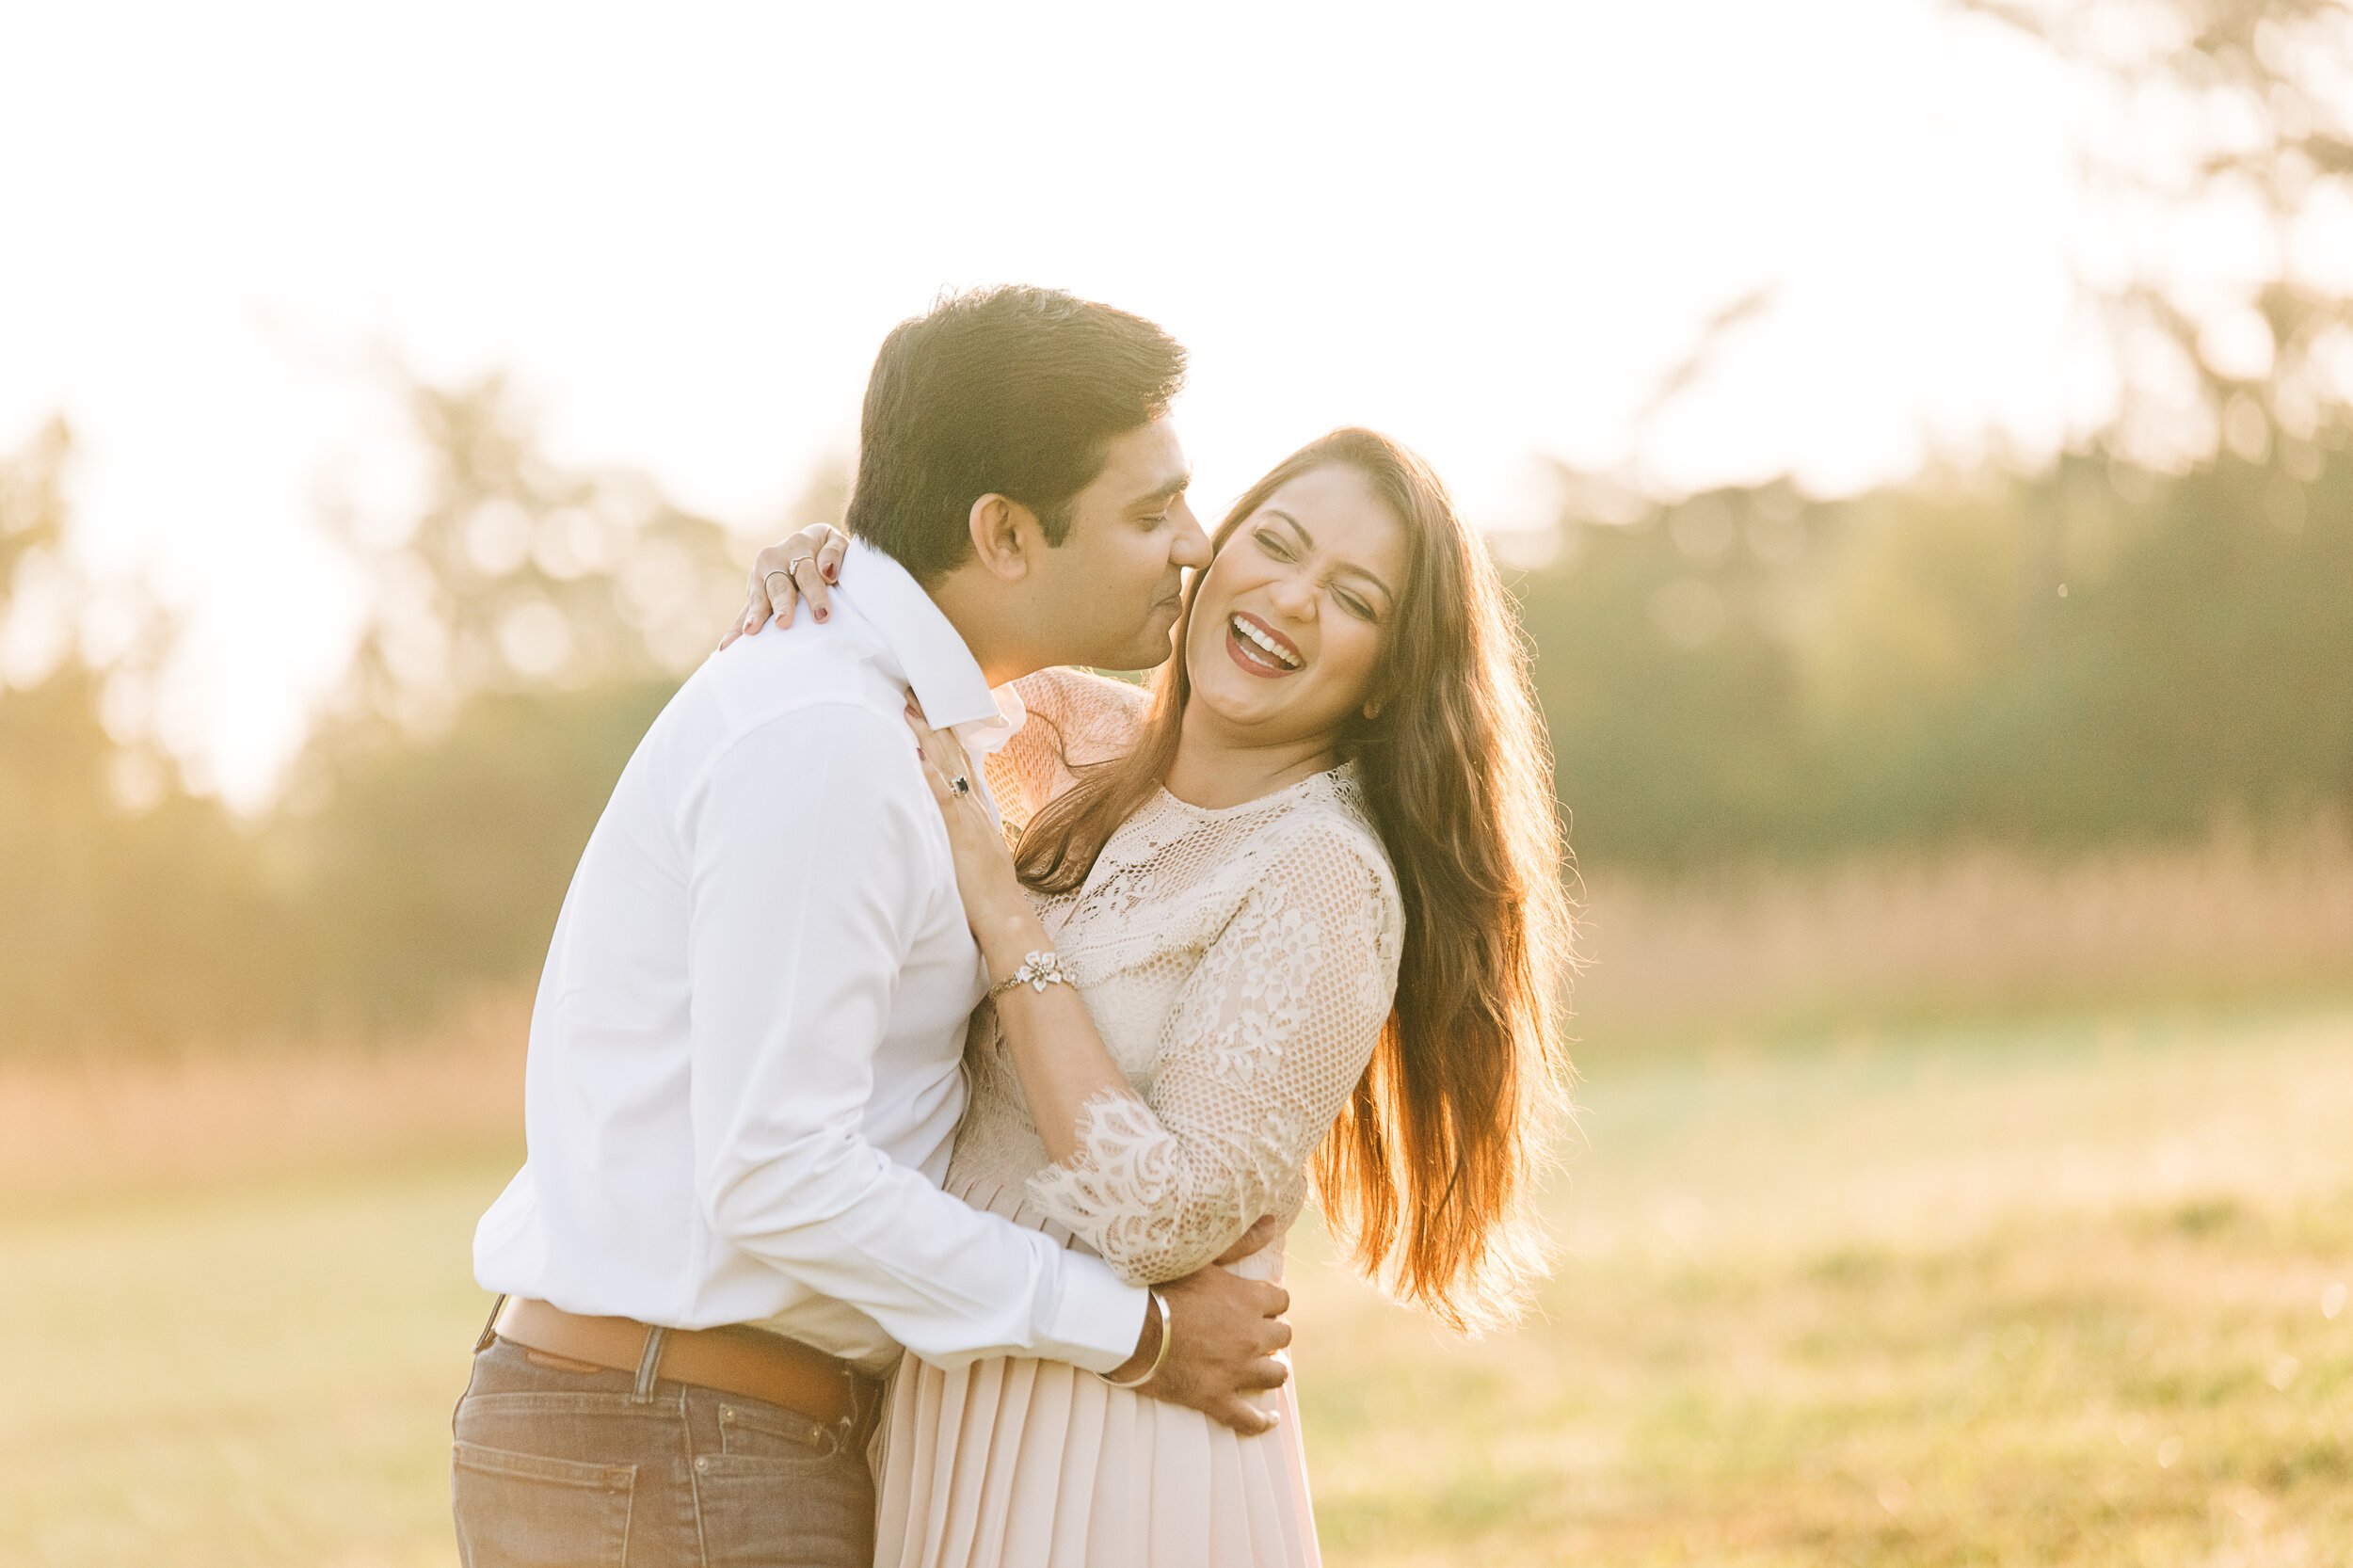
[1263,507,1313,550]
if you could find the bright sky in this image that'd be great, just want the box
[1,0,2086,808]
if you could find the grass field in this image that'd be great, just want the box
[4,1005,2350,1567]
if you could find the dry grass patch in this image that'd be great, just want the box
[1574,820,2353,1042]
[0,993,525,1210]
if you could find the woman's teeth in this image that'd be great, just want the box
[1232,615,1301,670]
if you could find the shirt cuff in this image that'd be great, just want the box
[1044,1255,1152,1375]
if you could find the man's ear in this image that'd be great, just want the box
[967,494,1042,582]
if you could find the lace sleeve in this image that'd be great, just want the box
[984,668,1150,832]
[1025,819,1405,1285]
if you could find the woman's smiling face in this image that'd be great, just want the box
[1182,462,1410,749]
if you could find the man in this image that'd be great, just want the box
[453,287,1292,1568]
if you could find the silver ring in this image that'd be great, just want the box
[763,569,791,588]
[786,554,816,577]
[950,775,971,796]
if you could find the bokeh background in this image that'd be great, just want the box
[6,2,2352,1564]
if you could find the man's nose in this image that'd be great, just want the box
[1172,510,1212,569]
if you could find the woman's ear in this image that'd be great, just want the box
[967,494,1041,582]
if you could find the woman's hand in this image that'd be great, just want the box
[905,707,1033,952]
[718,524,853,649]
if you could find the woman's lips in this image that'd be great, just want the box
[1225,618,1297,678]
[1232,610,1304,665]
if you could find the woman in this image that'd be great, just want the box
[731,428,1574,1567]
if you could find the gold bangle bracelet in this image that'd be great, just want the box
[1097,1288,1172,1390]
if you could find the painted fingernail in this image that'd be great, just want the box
[823,565,837,582]
[815,608,827,622]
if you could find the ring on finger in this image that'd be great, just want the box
[950,775,971,796]
[763,569,792,588]
[787,554,817,577]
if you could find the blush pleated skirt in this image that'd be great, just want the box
[870,1178,1321,1568]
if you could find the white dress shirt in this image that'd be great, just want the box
[473,539,1148,1376]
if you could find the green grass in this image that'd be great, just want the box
[5,1009,2351,1567]
[0,1155,507,1568]
[1294,1009,2353,1566]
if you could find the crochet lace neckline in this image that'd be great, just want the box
[1152,760,1355,823]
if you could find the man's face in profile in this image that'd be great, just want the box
[1024,416,1212,671]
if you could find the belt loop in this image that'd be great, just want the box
[473,1294,508,1355]
[632,1324,668,1403]
[831,1365,867,1457]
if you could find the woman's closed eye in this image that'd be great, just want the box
[1256,526,1380,619]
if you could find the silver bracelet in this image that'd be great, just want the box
[986,949,1074,1000]
[1097,1288,1172,1389]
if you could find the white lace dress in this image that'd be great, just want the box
[872,669,1406,1568]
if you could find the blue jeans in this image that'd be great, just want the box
[450,1331,876,1568]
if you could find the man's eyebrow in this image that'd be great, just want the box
[1263,506,1397,603]
[1128,472,1192,509]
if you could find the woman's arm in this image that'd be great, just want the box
[907,711,1148,1162]
[1019,826,1401,1284]
[907,714,1402,1284]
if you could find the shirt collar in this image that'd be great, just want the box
[833,536,1024,757]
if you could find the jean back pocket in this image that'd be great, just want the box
[452,1441,634,1568]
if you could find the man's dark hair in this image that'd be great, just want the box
[843,285,1187,582]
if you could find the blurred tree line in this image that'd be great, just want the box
[2,0,2345,1056]
[0,378,759,1053]
[1524,449,2350,866]
[5,385,2344,1055]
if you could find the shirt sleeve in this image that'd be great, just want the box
[681,701,1146,1371]
[1025,821,1406,1285]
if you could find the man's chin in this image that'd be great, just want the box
[1081,648,1172,677]
[1122,625,1183,671]
[1089,617,1180,674]
[1057,606,1180,674]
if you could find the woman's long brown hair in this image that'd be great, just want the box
[1016,428,1577,1332]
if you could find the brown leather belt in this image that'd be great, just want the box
[492,1298,872,1432]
